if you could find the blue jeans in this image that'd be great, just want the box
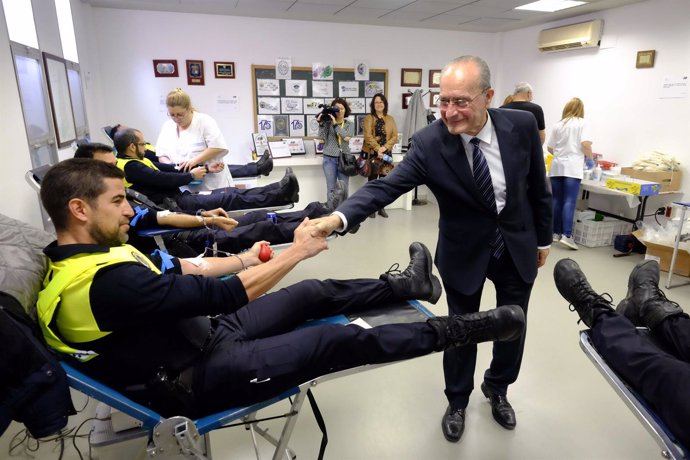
[322,155,349,201]
[550,176,581,237]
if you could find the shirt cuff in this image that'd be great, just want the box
[538,245,551,250]
[332,211,347,233]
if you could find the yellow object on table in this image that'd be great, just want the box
[605,177,660,196]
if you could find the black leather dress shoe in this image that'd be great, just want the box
[480,383,515,430]
[441,406,465,442]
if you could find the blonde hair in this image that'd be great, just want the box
[561,97,584,121]
[166,88,195,111]
[502,95,514,105]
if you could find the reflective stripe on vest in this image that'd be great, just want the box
[116,157,160,188]
[36,245,161,362]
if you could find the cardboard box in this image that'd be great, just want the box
[632,230,690,276]
[621,167,682,193]
[605,177,661,196]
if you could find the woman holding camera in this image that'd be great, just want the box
[318,98,353,202]
[362,93,398,218]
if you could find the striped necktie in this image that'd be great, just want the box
[470,137,505,259]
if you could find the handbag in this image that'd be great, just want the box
[356,154,370,177]
[337,150,359,177]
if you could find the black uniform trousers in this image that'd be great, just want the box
[177,181,290,212]
[182,202,329,254]
[591,311,690,447]
[192,278,438,415]
[443,251,532,410]
[229,163,258,178]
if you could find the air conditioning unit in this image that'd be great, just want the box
[538,19,603,52]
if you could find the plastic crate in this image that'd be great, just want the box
[573,218,632,247]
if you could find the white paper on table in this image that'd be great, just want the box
[268,140,291,158]
[283,137,305,154]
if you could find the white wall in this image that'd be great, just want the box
[496,0,690,199]
[1,0,688,224]
[85,9,497,165]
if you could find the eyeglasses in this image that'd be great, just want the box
[438,90,486,109]
[168,110,188,118]
[135,142,147,147]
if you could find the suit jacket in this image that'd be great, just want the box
[337,108,552,294]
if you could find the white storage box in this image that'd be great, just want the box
[572,218,631,247]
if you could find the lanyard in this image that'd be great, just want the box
[335,121,344,146]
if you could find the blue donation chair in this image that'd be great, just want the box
[580,329,689,460]
[62,300,434,460]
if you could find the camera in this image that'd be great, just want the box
[317,104,340,121]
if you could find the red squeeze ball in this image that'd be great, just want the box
[258,244,272,262]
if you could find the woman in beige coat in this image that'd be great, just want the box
[362,93,398,218]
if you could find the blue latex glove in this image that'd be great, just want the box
[585,158,596,170]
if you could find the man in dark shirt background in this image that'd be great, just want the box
[501,82,546,144]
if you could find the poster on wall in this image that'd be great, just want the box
[273,115,290,137]
[258,97,280,114]
[312,63,334,80]
[347,98,366,113]
[289,115,306,137]
[281,97,303,114]
[304,98,324,114]
[349,137,364,153]
[364,81,385,97]
[355,114,367,135]
[257,115,274,136]
[306,115,320,136]
[257,79,280,96]
[354,61,369,81]
[285,80,307,97]
[312,81,333,98]
[275,57,292,80]
[338,81,359,98]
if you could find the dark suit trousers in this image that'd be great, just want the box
[591,311,690,447]
[193,278,438,415]
[177,181,289,212]
[443,252,533,409]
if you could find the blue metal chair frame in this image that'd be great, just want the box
[62,300,433,459]
[580,329,688,459]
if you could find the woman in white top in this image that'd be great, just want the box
[547,97,593,250]
[156,88,232,192]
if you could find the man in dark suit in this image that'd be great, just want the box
[312,56,552,442]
